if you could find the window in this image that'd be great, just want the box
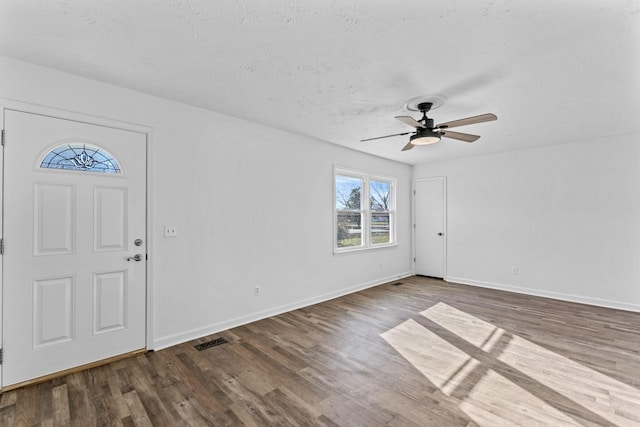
[40,143,122,174]
[334,167,396,252]
[335,174,364,248]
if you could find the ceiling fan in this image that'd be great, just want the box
[361,97,497,151]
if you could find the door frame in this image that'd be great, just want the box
[412,176,447,279]
[0,100,155,385]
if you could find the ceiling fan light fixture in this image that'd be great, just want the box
[410,130,441,145]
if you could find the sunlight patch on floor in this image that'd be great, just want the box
[459,369,581,426]
[380,319,481,396]
[420,302,505,352]
[422,302,640,426]
[381,302,640,426]
[381,318,579,426]
[498,334,640,427]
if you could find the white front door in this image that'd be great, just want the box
[2,110,147,388]
[414,178,446,278]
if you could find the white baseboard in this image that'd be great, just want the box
[153,271,413,350]
[446,276,640,313]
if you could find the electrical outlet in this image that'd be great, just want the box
[254,285,261,296]
[164,225,178,237]
[512,267,518,275]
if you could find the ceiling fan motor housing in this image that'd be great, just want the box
[410,128,441,145]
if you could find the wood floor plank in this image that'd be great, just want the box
[122,390,154,427]
[3,275,640,426]
[51,384,71,427]
[12,387,36,426]
[65,372,97,426]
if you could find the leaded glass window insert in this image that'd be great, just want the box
[40,143,121,174]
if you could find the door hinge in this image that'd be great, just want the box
[413,257,416,262]
[1,129,5,146]
[0,348,3,364]
[0,238,4,255]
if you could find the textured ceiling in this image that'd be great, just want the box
[1,0,639,165]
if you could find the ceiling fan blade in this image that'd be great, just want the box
[440,130,480,143]
[395,116,425,129]
[401,141,415,151]
[361,132,411,142]
[436,113,497,129]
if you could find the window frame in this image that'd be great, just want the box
[333,166,397,253]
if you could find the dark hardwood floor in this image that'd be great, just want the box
[2,276,640,426]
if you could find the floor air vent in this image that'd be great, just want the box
[392,282,404,286]
[194,337,228,351]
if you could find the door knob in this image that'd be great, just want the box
[438,232,443,236]
[127,254,143,262]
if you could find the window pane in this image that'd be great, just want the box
[337,212,362,248]
[336,175,362,210]
[370,180,391,211]
[371,213,390,244]
[40,143,121,174]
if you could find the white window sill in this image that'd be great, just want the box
[333,243,398,254]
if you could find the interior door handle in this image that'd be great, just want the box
[127,254,143,262]
[438,232,443,236]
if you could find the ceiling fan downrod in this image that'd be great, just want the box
[417,102,433,129]
[417,102,435,129]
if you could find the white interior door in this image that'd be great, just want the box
[2,109,147,388]
[414,178,446,278]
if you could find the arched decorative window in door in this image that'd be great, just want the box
[40,143,122,174]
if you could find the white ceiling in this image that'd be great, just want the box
[1,0,639,165]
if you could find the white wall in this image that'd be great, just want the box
[0,56,413,348]
[414,135,640,311]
